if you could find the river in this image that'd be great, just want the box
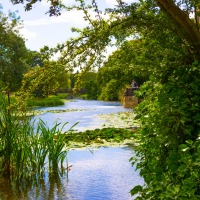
[0,99,144,200]
[34,99,135,131]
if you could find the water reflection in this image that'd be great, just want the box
[0,147,143,200]
[0,100,142,199]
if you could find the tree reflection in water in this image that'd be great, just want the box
[0,147,143,200]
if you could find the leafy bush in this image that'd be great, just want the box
[99,79,120,101]
[27,96,64,107]
[78,94,88,100]
[82,80,98,100]
[56,93,68,99]
[131,62,200,199]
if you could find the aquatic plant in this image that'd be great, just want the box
[37,120,69,171]
[63,127,136,148]
[0,93,71,180]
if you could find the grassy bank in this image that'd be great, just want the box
[26,94,67,107]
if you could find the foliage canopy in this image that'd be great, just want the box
[8,0,200,198]
[0,8,28,91]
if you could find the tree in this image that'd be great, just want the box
[10,0,64,16]
[155,0,200,57]
[21,61,70,97]
[80,71,98,99]
[0,9,29,92]
[99,79,119,101]
[73,39,148,101]
[26,50,45,68]
[10,0,200,56]
[9,0,200,198]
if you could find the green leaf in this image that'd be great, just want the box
[186,140,193,146]
[173,185,180,194]
[130,185,143,196]
[179,144,189,151]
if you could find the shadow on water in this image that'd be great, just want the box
[0,147,143,200]
[0,170,68,200]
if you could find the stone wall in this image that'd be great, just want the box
[123,95,138,108]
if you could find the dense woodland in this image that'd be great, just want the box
[1,0,200,199]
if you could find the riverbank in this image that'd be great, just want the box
[26,93,73,107]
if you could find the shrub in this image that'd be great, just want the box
[56,93,68,99]
[27,96,64,107]
[98,79,120,101]
[131,63,200,199]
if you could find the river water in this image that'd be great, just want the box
[34,99,134,131]
[0,99,144,200]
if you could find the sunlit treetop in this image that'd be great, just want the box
[9,1,200,46]
[9,0,200,71]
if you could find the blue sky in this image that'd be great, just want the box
[0,0,132,51]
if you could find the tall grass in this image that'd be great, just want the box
[0,93,71,181]
[0,93,32,178]
[37,120,68,171]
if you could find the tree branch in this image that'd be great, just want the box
[155,0,200,58]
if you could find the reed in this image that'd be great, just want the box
[37,120,69,171]
[0,93,37,179]
[0,93,13,177]
[0,93,72,180]
[28,131,48,176]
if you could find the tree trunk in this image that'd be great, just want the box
[155,0,200,58]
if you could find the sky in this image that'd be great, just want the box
[0,0,133,52]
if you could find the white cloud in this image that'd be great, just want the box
[106,45,117,55]
[19,28,37,40]
[105,0,118,7]
[24,18,49,26]
[23,10,87,28]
